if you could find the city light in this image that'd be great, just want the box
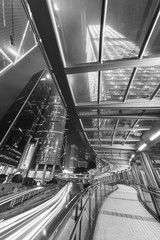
[150,130,160,141]
[138,143,147,151]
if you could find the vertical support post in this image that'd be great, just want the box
[79,199,83,240]
[2,165,8,174]
[33,164,39,178]
[140,152,160,189]
[132,162,141,185]
[50,164,55,180]
[42,164,47,183]
[89,189,92,240]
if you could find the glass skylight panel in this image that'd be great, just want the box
[99,118,116,128]
[144,16,160,57]
[99,130,113,139]
[101,141,112,145]
[115,131,129,139]
[103,0,158,60]
[81,118,98,128]
[138,120,155,127]
[68,72,98,103]
[86,131,99,139]
[127,66,160,100]
[100,69,132,101]
[52,0,102,65]
[118,119,136,128]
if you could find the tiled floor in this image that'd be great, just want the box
[93,184,160,240]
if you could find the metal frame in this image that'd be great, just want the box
[24,0,160,170]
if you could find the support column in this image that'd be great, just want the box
[140,152,160,188]
[132,162,141,184]
[50,164,55,180]
[33,164,39,178]
[42,164,47,183]
[2,165,8,174]
[11,166,15,174]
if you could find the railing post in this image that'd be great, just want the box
[88,189,92,240]
[79,199,83,240]
[140,152,160,189]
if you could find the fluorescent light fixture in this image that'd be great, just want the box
[138,143,147,151]
[150,130,160,141]
[131,154,135,159]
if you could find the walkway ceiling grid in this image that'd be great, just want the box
[25,0,160,171]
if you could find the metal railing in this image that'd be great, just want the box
[49,180,117,240]
[0,185,59,211]
[118,179,160,221]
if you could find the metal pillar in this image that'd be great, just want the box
[2,165,8,174]
[132,162,141,184]
[140,152,160,189]
[50,164,55,180]
[42,164,47,183]
[33,164,39,178]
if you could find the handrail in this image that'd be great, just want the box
[120,179,160,221]
[0,185,59,211]
[49,180,118,240]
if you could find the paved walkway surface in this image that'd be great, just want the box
[93,184,160,240]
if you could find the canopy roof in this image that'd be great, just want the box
[25,0,160,171]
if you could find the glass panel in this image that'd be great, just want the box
[127,66,160,99]
[103,0,158,60]
[81,118,98,128]
[100,69,133,101]
[100,130,113,139]
[101,141,112,145]
[86,132,98,139]
[129,131,143,138]
[91,142,100,146]
[144,16,160,56]
[52,0,102,65]
[68,72,98,103]
[118,119,137,127]
[156,91,160,98]
[99,119,116,128]
[138,119,156,127]
[115,131,129,139]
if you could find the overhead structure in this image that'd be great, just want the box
[24,0,160,171]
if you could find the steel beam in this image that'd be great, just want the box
[65,56,160,74]
[84,126,151,131]
[91,144,136,150]
[76,98,160,109]
[89,138,140,142]
[79,114,160,120]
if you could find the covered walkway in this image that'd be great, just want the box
[93,185,160,240]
